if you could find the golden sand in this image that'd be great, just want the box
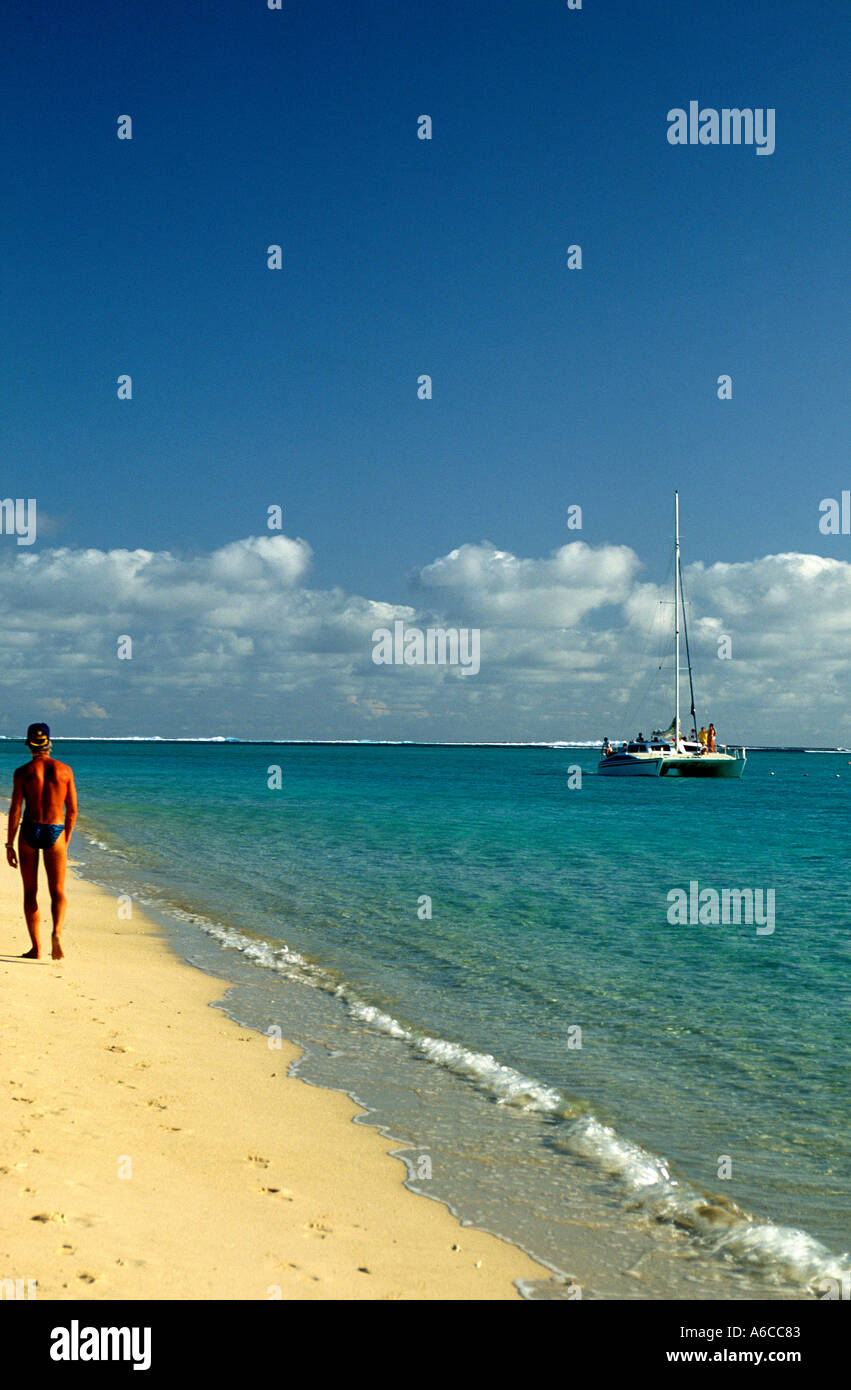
[0,850,550,1300]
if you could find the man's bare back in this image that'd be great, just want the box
[6,723,78,960]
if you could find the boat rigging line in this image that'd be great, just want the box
[678,554,698,737]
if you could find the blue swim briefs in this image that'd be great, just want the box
[21,822,65,850]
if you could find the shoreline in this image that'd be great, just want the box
[0,847,552,1300]
[54,864,830,1304]
[3,781,843,1303]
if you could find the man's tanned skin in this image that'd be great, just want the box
[6,740,77,960]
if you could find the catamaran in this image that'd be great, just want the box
[598,494,746,778]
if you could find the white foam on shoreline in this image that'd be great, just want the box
[134,902,850,1295]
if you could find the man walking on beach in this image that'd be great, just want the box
[6,724,77,960]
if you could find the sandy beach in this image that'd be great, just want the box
[0,845,551,1300]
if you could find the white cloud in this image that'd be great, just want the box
[0,534,848,744]
[413,541,638,627]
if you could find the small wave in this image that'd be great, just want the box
[100,895,851,1295]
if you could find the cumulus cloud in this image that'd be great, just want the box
[0,533,848,744]
[623,552,851,734]
[413,541,638,628]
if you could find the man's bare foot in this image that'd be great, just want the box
[21,947,41,959]
[51,935,64,961]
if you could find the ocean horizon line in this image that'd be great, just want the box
[0,736,845,752]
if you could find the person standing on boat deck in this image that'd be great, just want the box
[602,738,613,757]
[707,723,717,752]
[5,723,77,960]
[698,727,708,747]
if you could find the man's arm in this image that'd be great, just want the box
[6,770,24,867]
[64,771,78,844]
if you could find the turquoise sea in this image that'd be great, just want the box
[2,741,848,1299]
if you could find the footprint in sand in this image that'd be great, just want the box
[106,1044,131,1053]
[77,1273,98,1284]
[145,1099,168,1110]
[247,1154,270,1169]
[283,1263,321,1284]
[260,1187,295,1200]
[31,1212,66,1224]
[304,1220,332,1238]
[57,1244,76,1255]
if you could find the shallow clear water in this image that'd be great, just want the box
[3,741,848,1297]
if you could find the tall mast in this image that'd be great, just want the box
[674,491,680,748]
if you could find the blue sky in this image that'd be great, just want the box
[1,1,849,741]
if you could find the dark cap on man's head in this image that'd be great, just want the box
[26,722,51,749]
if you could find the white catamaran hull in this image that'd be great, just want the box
[595,756,667,778]
[658,751,746,778]
[598,750,746,778]
[597,755,664,776]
